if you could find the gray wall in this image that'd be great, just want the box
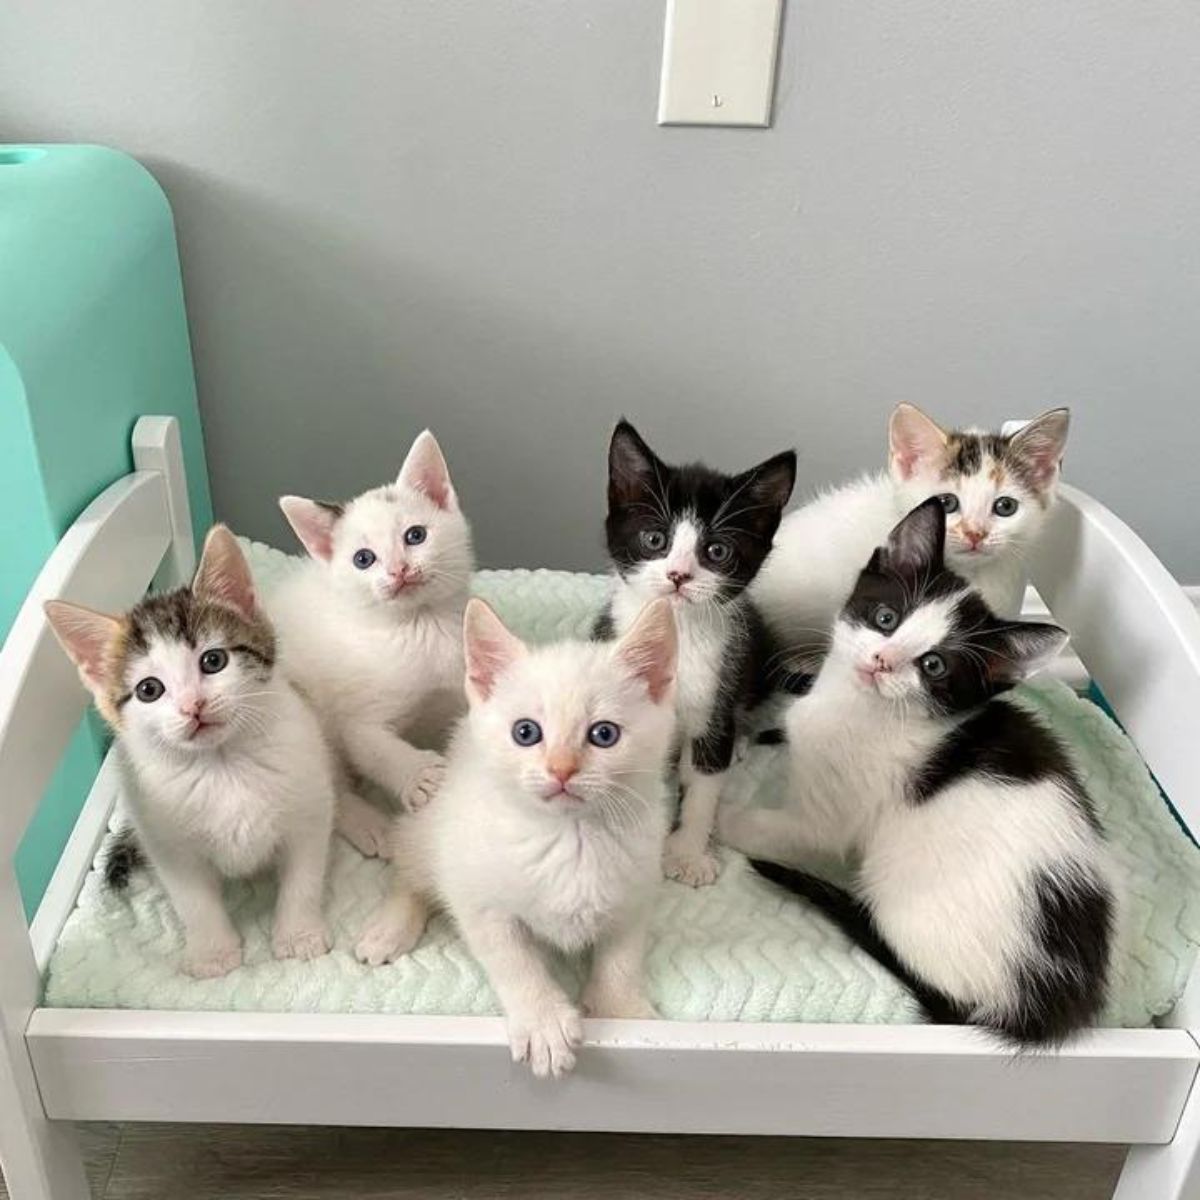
[3,1,1198,577]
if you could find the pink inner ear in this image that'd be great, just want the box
[466,634,519,700]
[399,433,455,510]
[194,528,259,619]
[889,408,947,481]
[280,498,339,562]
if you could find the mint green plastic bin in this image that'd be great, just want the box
[0,144,213,915]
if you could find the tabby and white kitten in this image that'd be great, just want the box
[721,499,1116,1043]
[595,421,796,888]
[752,404,1070,667]
[271,430,474,857]
[45,527,336,979]
[356,598,677,1078]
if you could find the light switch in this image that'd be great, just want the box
[657,0,783,128]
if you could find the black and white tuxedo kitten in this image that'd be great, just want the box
[595,421,796,887]
[721,499,1116,1043]
[752,404,1070,667]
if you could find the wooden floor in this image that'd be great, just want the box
[1,1125,1128,1199]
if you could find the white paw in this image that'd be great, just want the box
[401,753,446,812]
[338,796,394,859]
[581,987,657,1020]
[182,939,243,979]
[273,923,330,962]
[663,833,721,888]
[354,900,425,966]
[507,1000,583,1078]
[732,735,751,764]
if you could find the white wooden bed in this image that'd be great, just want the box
[2,417,1198,1200]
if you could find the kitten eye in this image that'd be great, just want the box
[135,677,165,703]
[919,652,947,678]
[704,541,731,565]
[938,493,960,514]
[404,525,427,546]
[587,721,621,748]
[352,548,376,570]
[640,530,667,554]
[511,719,543,747]
[873,604,900,632]
[199,648,228,675]
[993,496,1019,518]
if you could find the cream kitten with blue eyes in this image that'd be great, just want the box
[270,430,474,857]
[356,598,678,1079]
[752,404,1070,668]
[45,527,336,979]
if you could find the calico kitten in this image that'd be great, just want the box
[720,499,1116,1043]
[45,527,336,979]
[752,404,1070,668]
[595,421,796,888]
[271,430,474,857]
[355,598,678,1078]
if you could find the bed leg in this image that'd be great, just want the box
[1113,1058,1200,1200]
[0,875,90,1198]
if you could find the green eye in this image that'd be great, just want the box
[993,496,1019,517]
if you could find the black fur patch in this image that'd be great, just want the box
[912,699,1101,831]
[103,827,145,890]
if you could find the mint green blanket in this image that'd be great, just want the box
[43,544,1200,1026]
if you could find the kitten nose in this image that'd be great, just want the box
[872,653,893,674]
[962,526,987,548]
[179,696,207,718]
[667,570,692,590]
[547,750,580,785]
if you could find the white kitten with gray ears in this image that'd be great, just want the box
[45,527,336,979]
[356,598,677,1078]
[270,430,474,856]
[752,404,1070,667]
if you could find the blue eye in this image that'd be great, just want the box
[705,541,731,565]
[512,719,543,747]
[199,648,228,674]
[920,652,947,678]
[874,604,900,632]
[938,493,960,514]
[587,721,621,748]
[352,548,376,569]
[404,525,427,546]
[640,530,667,553]
[993,496,1019,517]
[134,677,165,703]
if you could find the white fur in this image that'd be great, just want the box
[753,408,1067,662]
[268,432,474,855]
[719,602,1112,1023]
[356,601,677,1078]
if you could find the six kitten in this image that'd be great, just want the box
[595,420,796,887]
[45,527,337,979]
[356,597,678,1077]
[752,404,1070,669]
[271,430,474,857]
[721,499,1116,1043]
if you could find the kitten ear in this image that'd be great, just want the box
[989,621,1069,684]
[734,449,797,516]
[889,403,948,481]
[608,420,664,508]
[280,496,342,562]
[463,598,526,703]
[193,525,259,620]
[398,430,457,510]
[615,598,677,704]
[44,600,123,699]
[1008,407,1070,491]
[880,497,946,576]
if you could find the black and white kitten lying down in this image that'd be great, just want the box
[595,421,796,887]
[720,498,1117,1043]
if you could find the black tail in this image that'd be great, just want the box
[103,828,145,890]
[748,859,966,1027]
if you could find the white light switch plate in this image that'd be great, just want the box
[657,0,783,128]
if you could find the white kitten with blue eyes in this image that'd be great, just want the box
[269,431,475,857]
[752,404,1070,668]
[355,597,678,1079]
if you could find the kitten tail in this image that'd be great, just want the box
[103,827,145,890]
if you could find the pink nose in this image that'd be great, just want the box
[962,527,987,548]
[179,696,207,718]
[872,653,893,674]
[389,565,414,582]
[667,570,692,590]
